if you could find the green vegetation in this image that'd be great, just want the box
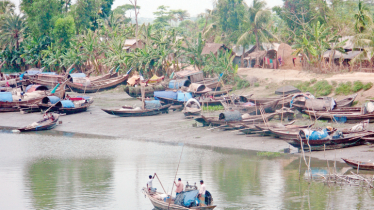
[335,81,373,95]
[202,105,224,112]
[363,82,373,91]
[295,80,332,97]
[2,0,374,80]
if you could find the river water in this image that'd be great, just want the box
[1,131,374,210]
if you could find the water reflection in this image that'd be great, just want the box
[1,132,374,209]
[26,159,113,210]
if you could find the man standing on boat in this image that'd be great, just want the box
[198,180,206,206]
[174,178,184,195]
[147,173,156,193]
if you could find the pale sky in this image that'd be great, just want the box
[10,0,283,18]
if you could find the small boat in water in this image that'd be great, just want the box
[342,158,374,170]
[142,188,216,210]
[17,114,59,132]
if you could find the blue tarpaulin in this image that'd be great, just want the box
[305,129,329,140]
[61,100,75,108]
[43,96,60,104]
[333,115,347,123]
[69,73,86,78]
[177,92,192,102]
[0,92,13,102]
[154,91,178,100]
[183,190,199,207]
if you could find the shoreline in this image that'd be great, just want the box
[2,91,374,163]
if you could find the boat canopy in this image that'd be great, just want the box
[26,85,49,93]
[42,96,60,104]
[61,100,75,108]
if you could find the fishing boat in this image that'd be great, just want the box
[220,99,279,115]
[17,114,59,132]
[304,110,374,123]
[38,96,93,115]
[256,123,313,138]
[142,188,216,210]
[336,94,357,108]
[195,112,277,127]
[183,98,201,117]
[66,74,128,93]
[101,100,171,117]
[342,158,374,170]
[0,84,65,112]
[285,129,372,151]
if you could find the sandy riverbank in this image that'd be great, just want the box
[1,90,374,163]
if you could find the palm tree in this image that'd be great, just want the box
[0,0,15,15]
[354,0,372,33]
[0,14,26,50]
[237,0,275,51]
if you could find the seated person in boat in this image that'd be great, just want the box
[198,180,206,206]
[147,173,156,193]
[174,178,184,195]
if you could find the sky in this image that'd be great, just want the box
[10,0,283,17]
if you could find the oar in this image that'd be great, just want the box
[168,145,184,210]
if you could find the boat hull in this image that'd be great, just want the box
[102,105,171,117]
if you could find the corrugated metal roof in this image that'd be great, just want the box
[232,45,255,56]
[323,50,364,60]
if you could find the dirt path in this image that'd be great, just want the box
[238,68,374,83]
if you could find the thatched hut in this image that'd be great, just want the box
[277,43,302,70]
[201,43,232,56]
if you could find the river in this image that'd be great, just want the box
[1,131,374,210]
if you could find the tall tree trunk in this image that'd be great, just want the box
[255,30,260,52]
[130,0,139,47]
[241,46,245,68]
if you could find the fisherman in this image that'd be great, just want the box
[147,173,156,193]
[174,178,184,195]
[198,180,206,206]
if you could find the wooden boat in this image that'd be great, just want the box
[304,110,374,123]
[38,96,93,115]
[195,112,277,127]
[285,131,372,151]
[342,158,374,170]
[195,77,221,90]
[102,104,171,117]
[336,94,357,108]
[18,114,59,132]
[256,123,313,138]
[221,99,279,115]
[67,74,128,93]
[142,188,216,210]
[0,84,66,112]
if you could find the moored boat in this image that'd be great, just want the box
[17,114,59,132]
[342,158,374,170]
[67,74,128,93]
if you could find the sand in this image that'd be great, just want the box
[2,90,374,164]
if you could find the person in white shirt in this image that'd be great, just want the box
[198,180,206,206]
[147,173,156,193]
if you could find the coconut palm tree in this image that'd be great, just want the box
[354,0,372,33]
[0,14,26,50]
[237,0,275,51]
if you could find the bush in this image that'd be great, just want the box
[310,80,332,96]
[254,82,259,87]
[296,80,332,97]
[353,81,364,92]
[363,82,373,91]
[202,105,224,112]
[310,78,317,84]
[235,77,250,90]
[331,81,337,87]
[335,82,352,95]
